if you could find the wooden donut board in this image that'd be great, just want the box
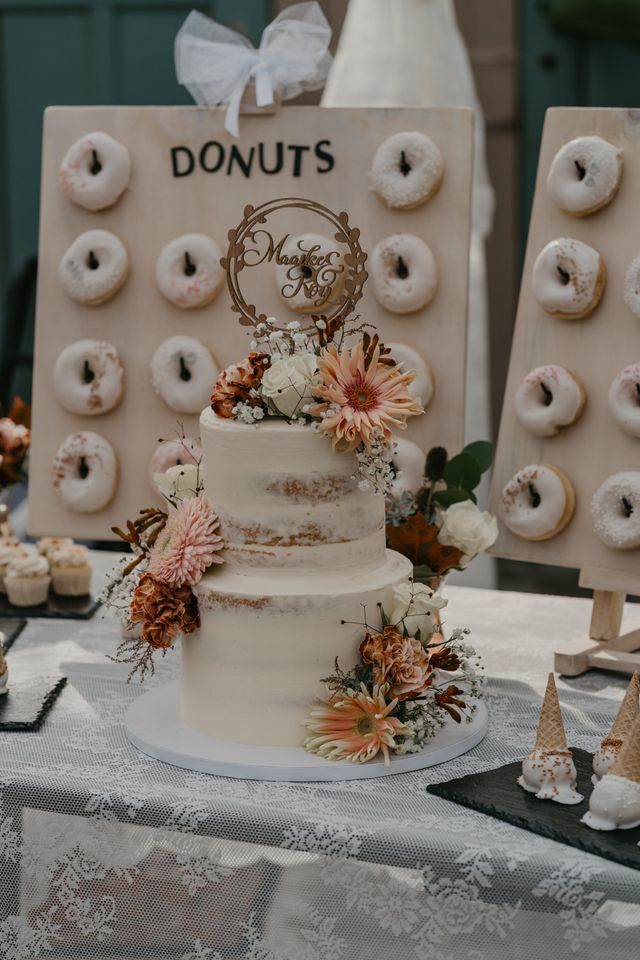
[28,105,473,541]
[489,107,640,676]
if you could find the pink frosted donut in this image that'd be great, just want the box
[148,437,202,495]
[155,234,224,308]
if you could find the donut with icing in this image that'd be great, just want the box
[58,230,129,305]
[156,234,224,309]
[532,238,606,320]
[386,342,434,407]
[591,472,640,550]
[369,132,443,210]
[500,464,575,541]
[149,437,202,495]
[52,432,118,513]
[274,233,345,314]
[546,136,622,216]
[150,336,218,414]
[623,255,640,319]
[608,363,640,438]
[53,340,123,416]
[370,235,437,314]
[514,365,585,437]
[58,132,131,211]
[390,438,425,497]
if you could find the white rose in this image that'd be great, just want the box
[154,463,202,503]
[260,353,318,418]
[388,581,448,637]
[437,501,498,559]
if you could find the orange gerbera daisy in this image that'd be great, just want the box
[310,342,423,450]
[303,683,408,765]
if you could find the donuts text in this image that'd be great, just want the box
[170,140,335,179]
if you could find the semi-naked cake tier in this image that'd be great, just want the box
[182,408,413,747]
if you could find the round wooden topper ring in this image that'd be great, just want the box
[220,196,368,332]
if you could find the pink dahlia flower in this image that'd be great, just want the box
[148,496,224,588]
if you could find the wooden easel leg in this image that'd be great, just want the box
[554,588,640,677]
[589,590,625,641]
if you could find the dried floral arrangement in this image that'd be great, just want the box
[211,318,423,495]
[0,397,31,491]
[304,579,483,765]
[386,441,498,582]
[101,436,224,680]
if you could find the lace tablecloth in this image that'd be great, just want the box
[1,553,640,960]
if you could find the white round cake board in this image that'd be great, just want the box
[126,681,488,781]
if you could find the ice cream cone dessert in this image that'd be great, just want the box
[592,673,639,784]
[0,635,8,696]
[518,673,583,804]
[583,712,640,831]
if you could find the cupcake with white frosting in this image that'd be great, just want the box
[50,544,91,596]
[0,543,36,594]
[5,553,50,606]
[37,536,74,559]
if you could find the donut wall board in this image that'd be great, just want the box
[490,107,640,593]
[29,105,473,540]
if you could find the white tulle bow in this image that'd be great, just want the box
[175,3,332,137]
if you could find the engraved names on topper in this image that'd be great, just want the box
[221,197,368,333]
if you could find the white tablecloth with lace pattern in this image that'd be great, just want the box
[1,552,640,960]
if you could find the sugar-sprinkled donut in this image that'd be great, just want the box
[390,438,425,497]
[532,238,605,320]
[58,230,129,305]
[274,233,346,314]
[623,256,640,319]
[591,472,640,550]
[386,341,434,407]
[149,437,202,495]
[155,234,224,309]
[608,363,640,438]
[547,136,622,217]
[370,235,437,314]
[150,336,218,414]
[369,132,443,210]
[514,365,585,437]
[54,340,123,416]
[52,432,118,513]
[58,132,131,211]
[501,464,575,541]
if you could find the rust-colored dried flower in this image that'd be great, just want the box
[130,573,199,649]
[429,646,462,673]
[0,407,31,488]
[360,625,433,701]
[211,352,270,419]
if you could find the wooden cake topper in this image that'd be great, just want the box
[221,197,368,339]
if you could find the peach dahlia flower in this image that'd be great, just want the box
[148,496,223,589]
[310,342,423,451]
[303,683,408,765]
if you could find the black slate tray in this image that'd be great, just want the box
[428,748,640,872]
[0,617,26,651]
[0,591,99,619]
[0,675,67,731]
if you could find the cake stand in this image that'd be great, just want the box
[125,681,488,781]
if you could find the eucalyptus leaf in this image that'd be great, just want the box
[442,452,482,491]
[462,440,493,474]
[432,487,477,507]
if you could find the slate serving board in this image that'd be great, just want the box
[0,617,27,651]
[0,591,99,619]
[0,676,67,731]
[428,748,640,871]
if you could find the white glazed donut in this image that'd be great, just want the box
[149,437,202,495]
[591,473,640,550]
[623,256,640,319]
[58,132,131,211]
[369,132,443,210]
[608,363,640,438]
[390,438,425,497]
[53,340,124,416]
[370,235,437,314]
[150,336,218,414]
[547,136,622,216]
[274,233,345,313]
[155,234,224,309]
[532,238,606,319]
[500,464,575,541]
[51,432,118,513]
[58,230,129,305]
[386,342,434,407]
[514,365,585,437]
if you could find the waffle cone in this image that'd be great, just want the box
[534,673,568,753]
[609,713,640,783]
[609,672,639,740]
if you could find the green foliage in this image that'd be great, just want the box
[417,440,493,517]
[424,446,448,481]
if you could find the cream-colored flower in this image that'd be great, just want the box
[154,463,203,503]
[260,352,319,418]
[388,581,447,637]
[437,501,498,560]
